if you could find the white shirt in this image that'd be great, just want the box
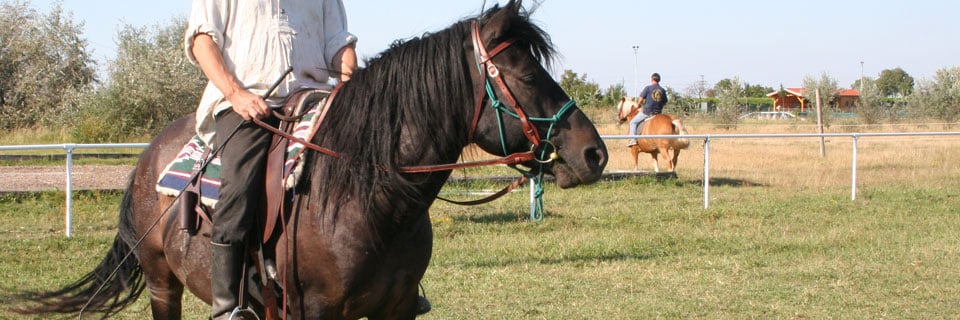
[184,0,357,143]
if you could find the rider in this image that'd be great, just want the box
[627,73,668,147]
[185,1,427,318]
[185,0,357,318]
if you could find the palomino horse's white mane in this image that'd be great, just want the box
[616,97,640,121]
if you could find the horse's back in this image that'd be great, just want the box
[636,114,689,150]
[640,114,678,136]
[132,115,197,203]
[128,115,198,252]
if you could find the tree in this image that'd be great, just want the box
[876,67,914,98]
[907,66,960,122]
[851,76,875,94]
[714,79,771,98]
[714,77,744,129]
[73,18,206,142]
[714,78,736,93]
[602,83,626,106]
[855,78,884,124]
[665,86,694,115]
[743,83,774,98]
[802,72,839,125]
[0,1,96,130]
[558,70,601,107]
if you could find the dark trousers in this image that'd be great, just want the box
[212,110,279,245]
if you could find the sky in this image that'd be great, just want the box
[27,0,960,96]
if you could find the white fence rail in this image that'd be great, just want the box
[0,143,149,237]
[3,132,959,237]
[607,131,960,208]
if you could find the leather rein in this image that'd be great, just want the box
[252,20,570,205]
[255,20,556,173]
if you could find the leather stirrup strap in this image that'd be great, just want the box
[253,246,281,320]
[263,122,289,244]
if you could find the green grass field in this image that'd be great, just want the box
[2,177,958,319]
[1,119,959,318]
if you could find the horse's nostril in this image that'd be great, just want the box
[584,145,608,170]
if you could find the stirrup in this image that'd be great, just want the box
[228,306,261,320]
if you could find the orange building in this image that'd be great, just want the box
[767,87,860,112]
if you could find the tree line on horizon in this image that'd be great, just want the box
[1,1,958,142]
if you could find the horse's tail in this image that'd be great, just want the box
[12,173,145,318]
[671,118,691,149]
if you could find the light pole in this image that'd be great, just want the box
[699,74,705,110]
[632,45,640,97]
[859,60,864,93]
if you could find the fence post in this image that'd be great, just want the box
[63,144,76,238]
[703,136,711,209]
[851,134,859,201]
[529,178,536,219]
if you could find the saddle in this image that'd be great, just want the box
[172,89,329,319]
[176,89,328,241]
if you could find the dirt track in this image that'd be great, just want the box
[0,165,134,192]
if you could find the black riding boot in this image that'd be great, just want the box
[211,241,246,320]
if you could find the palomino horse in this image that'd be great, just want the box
[617,97,689,172]
[17,2,607,319]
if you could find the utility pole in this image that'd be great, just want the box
[632,45,640,97]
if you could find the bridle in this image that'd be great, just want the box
[259,20,575,174]
[461,20,576,168]
[253,19,577,219]
[402,20,578,173]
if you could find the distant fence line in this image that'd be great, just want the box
[3,132,960,237]
[607,131,960,210]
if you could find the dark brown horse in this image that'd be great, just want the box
[16,2,607,319]
[617,97,689,172]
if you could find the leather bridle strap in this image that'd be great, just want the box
[251,20,547,175]
[398,151,534,173]
[468,21,542,147]
[251,84,344,159]
[252,117,341,159]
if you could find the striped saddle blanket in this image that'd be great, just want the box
[156,103,322,206]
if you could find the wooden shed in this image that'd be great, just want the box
[767,87,860,112]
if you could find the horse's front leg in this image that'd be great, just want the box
[631,146,640,171]
[367,290,418,320]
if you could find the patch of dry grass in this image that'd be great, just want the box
[597,116,960,193]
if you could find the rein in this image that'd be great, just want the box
[252,19,576,220]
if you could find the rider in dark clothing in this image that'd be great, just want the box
[627,73,668,146]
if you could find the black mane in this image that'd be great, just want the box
[304,2,556,224]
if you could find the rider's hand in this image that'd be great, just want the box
[225,90,269,121]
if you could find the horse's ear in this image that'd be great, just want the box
[620,97,626,103]
[480,0,526,44]
[480,10,511,43]
[506,0,524,12]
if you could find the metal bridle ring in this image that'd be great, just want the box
[532,140,560,164]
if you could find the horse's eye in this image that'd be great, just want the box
[520,74,536,84]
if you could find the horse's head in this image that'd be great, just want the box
[617,97,640,124]
[467,1,607,188]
